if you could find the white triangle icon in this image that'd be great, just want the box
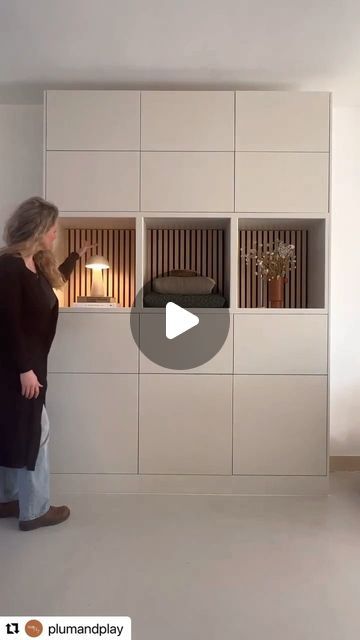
[166,302,199,340]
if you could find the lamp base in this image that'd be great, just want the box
[77,296,116,303]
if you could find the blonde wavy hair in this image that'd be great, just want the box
[0,196,66,289]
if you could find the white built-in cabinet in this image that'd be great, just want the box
[139,374,233,475]
[48,313,138,373]
[47,372,138,474]
[46,151,140,211]
[234,91,330,213]
[235,152,329,213]
[140,91,235,211]
[233,315,328,375]
[141,151,234,212]
[46,90,141,150]
[139,313,233,374]
[45,89,330,494]
[141,90,234,151]
[233,375,327,475]
[235,91,329,152]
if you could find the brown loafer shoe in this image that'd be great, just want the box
[0,500,20,518]
[19,505,70,531]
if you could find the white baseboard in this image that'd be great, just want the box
[51,473,329,496]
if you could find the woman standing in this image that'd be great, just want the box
[0,197,95,531]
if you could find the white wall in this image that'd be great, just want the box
[0,105,43,240]
[0,101,356,456]
[331,107,360,455]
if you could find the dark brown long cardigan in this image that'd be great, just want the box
[0,252,79,470]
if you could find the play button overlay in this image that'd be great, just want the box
[130,286,230,370]
[166,303,199,340]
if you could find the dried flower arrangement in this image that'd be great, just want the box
[241,240,296,281]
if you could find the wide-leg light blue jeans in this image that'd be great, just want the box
[0,404,50,521]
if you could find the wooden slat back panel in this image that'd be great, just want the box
[239,229,308,308]
[146,228,225,296]
[64,228,136,307]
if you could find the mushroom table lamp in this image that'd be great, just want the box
[85,255,110,297]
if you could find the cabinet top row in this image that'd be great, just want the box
[45,90,330,153]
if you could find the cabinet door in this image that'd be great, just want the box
[233,375,327,475]
[139,375,232,474]
[47,373,138,473]
[141,152,234,212]
[46,90,140,150]
[235,152,329,213]
[234,314,328,374]
[139,313,233,374]
[46,151,140,211]
[49,313,138,373]
[236,91,330,152]
[141,91,234,151]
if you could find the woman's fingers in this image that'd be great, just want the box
[34,383,43,399]
[35,383,44,398]
[26,384,35,399]
[22,385,31,399]
[22,381,43,399]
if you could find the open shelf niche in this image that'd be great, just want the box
[143,216,231,308]
[55,216,136,308]
[238,217,327,309]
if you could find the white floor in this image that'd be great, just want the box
[1,472,360,640]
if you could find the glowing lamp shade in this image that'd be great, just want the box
[85,255,110,297]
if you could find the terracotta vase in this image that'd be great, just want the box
[268,277,286,308]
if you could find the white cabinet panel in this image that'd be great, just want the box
[47,373,138,473]
[46,151,140,211]
[235,152,328,213]
[234,314,327,374]
[141,152,234,212]
[236,91,330,151]
[141,91,234,150]
[233,375,327,475]
[139,375,232,474]
[139,313,233,374]
[49,313,138,373]
[46,90,140,150]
